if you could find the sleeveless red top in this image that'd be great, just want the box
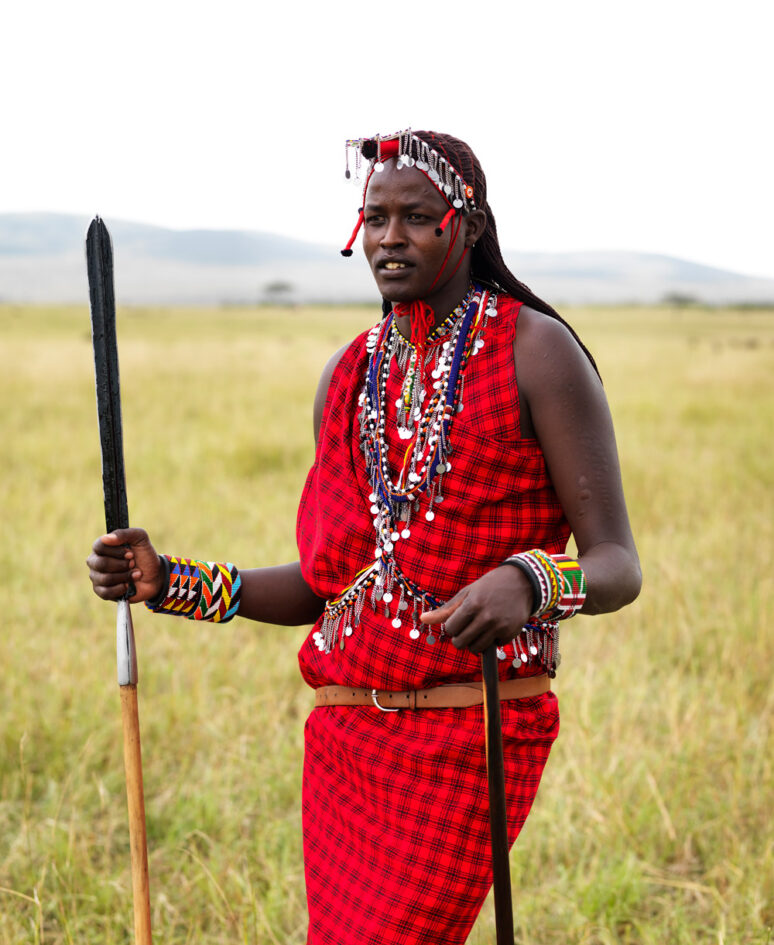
[296,293,569,691]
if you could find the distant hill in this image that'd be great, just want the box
[1,212,773,306]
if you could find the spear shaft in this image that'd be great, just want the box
[87,217,152,945]
[482,643,515,945]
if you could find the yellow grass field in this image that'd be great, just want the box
[1,301,772,944]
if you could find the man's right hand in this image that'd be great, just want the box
[87,527,164,604]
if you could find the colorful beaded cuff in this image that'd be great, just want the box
[502,550,587,622]
[145,555,241,623]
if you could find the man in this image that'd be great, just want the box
[88,130,640,943]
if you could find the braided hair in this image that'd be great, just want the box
[410,130,598,373]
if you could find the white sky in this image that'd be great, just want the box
[2,0,773,278]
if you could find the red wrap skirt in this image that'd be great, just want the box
[303,694,559,944]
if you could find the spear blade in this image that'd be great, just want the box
[87,216,129,535]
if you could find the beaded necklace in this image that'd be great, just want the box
[314,284,499,654]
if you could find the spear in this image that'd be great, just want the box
[87,216,153,945]
[482,643,515,945]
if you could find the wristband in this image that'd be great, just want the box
[500,557,541,613]
[546,553,587,620]
[501,549,586,621]
[145,554,242,622]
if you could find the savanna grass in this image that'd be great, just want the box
[1,302,772,943]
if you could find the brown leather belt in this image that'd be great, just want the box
[314,674,550,711]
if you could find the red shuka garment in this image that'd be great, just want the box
[296,295,567,944]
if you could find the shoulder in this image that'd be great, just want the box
[312,324,377,443]
[515,304,601,395]
[313,343,353,444]
[511,305,604,438]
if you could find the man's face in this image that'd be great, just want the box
[362,160,474,315]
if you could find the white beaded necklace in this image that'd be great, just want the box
[313,285,500,654]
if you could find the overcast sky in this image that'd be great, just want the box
[3,0,772,278]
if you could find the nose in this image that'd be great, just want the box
[380,215,406,248]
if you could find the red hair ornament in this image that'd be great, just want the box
[340,130,477,257]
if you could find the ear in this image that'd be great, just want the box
[463,209,487,248]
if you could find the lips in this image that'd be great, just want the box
[376,256,414,274]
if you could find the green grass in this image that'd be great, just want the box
[1,302,772,943]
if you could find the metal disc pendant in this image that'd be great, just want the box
[410,628,421,640]
[426,634,436,645]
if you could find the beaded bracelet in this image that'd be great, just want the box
[145,554,242,623]
[501,549,586,621]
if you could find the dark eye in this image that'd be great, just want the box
[407,213,428,223]
[365,214,385,226]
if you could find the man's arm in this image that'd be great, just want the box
[87,347,350,627]
[422,306,641,652]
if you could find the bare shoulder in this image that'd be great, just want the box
[515,304,601,397]
[513,305,604,438]
[313,343,351,444]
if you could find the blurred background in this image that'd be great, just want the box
[1,1,772,942]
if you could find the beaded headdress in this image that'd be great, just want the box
[340,129,477,257]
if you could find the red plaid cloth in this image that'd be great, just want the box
[296,296,568,943]
[303,697,559,944]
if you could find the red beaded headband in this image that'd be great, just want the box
[341,129,477,257]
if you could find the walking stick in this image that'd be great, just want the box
[482,643,515,945]
[87,217,153,945]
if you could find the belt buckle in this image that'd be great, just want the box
[371,689,400,712]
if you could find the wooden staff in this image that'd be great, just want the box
[482,643,515,945]
[87,217,153,945]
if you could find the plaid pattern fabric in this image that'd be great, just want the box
[303,695,559,944]
[296,296,568,941]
